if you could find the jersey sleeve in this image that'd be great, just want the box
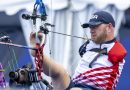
[108,40,127,65]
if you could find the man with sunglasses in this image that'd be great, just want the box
[30,11,127,90]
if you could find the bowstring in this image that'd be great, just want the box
[76,11,89,41]
[48,0,53,85]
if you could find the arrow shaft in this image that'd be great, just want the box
[0,42,37,50]
[48,30,87,40]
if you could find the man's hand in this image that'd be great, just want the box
[29,32,44,56]
[30,32,44,47]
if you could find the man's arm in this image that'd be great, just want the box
[30,32,70,89]
[41,54,70,89]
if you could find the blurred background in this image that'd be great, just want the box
[0,0,130,89]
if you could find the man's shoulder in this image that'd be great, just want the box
[108,40,127,64]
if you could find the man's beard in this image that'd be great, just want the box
[94,30,107,44]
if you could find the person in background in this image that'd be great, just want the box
[30,11,127,90]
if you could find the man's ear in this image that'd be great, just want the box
[106,23,113,33]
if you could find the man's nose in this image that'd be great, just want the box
[90,28,96,33]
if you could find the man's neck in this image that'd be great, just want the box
[103,38,116,44]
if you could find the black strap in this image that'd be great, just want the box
[79,40,90,57]
[75,83,101,90]
[89,48,107,55]
[89,48,107,68]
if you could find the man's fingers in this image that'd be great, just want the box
[30,32,44,44]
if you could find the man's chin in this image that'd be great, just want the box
[92,39,102,44]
